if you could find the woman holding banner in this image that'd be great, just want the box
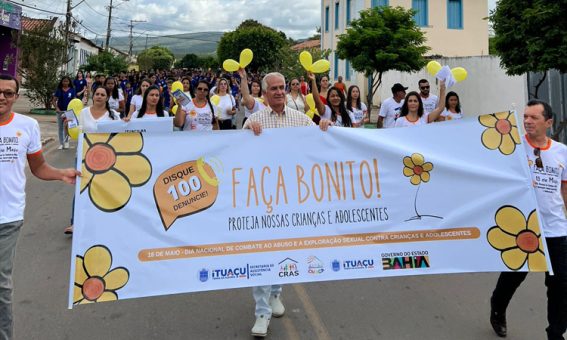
[394,80,446,128]
[174,80,219,131]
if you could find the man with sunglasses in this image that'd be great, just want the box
[418,79,438,115]
[490,100,567,339]
[0,74,80,340]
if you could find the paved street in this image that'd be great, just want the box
[11,128,551,340]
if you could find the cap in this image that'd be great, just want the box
[391,83,408,93]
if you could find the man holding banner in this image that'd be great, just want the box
[0,74,80,340]
[490,100,567,339]
[244,71,332,337]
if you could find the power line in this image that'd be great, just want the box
[7,0,66,15]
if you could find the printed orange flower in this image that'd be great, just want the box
[487,206,547,271]
[73,245,130,305]
[80,133,152,212]
[403,153,433,185]
[479,111,521,155]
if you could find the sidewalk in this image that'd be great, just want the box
[13,90,59,146]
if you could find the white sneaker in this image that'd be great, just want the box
[270,294,285,318]
[63,142,70,149]
[251,314,270,337]
[57,145,64,150]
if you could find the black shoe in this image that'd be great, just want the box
[490,308,507,337]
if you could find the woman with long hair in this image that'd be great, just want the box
[74,71,87,102]
[394,80,446,127]
[214,77,237,129]
[126,78,151,120]
[174,80,219,131]
[286,78,306,113]
[318,75,330,105]
[131,85,169,119]
[439,91,463,121]
[239,68,265,127]
[104,77,125,115]
[181,77,193,99]
[85,71,93,102]
[310,73,355,127]
[52,75,76,149]
[347,85,368,128]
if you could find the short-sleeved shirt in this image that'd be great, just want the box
[350,103,368,127]
[441,108,463,120]
[73,79,87,94]
[379,97,404,128]
[0,113,42,224]
[243,106,315,129]
[323,105,355,127]
[131,110,170,119]
[217,94,236,120]
[243,98,266,118]
[394,113,430,128]
[420,94,439,115]
[286,93,305,113]
[108,89,125,111]
[78,107,120,133]
[54,87,76,111]
[524,136,567,237]
[130,95,143,112]
[180,99,218,131]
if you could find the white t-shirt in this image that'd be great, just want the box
[78,107,120,133]
[524,136,567,237]
[130,94,143,112]
[379,97,404,128]
[323,105,355,127]
[350,102,368,128]
[421,94,438,115]
[286,93,305,113]
[243,98,266,118]
[217,94,236,120]
[441,108,463,120]
[0,113,42,224]
[131,110,170,119]
[108,89,125,111]
[394,113,430,128]
[180,99,219,131]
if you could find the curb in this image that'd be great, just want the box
[42,137,55,146]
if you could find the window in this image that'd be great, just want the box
[325,6,329,32]
[372,0,389,7]
[345,60,351,81]
[412,0,428,27]
[335,2,340,30]
[334,53,339,80]
[347,0,352,25]
[447,0,463,29]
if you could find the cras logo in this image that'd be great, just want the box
[199,268,209,282]
[278,258,299,278]
[211,265,249,280]
[307,256,324,274]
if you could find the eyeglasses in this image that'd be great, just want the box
[534,148,543,168]
[291,83,299,86]
[196,87,208,92]
[420,86,430,90]
[0,91,17,98]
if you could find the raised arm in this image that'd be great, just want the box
[427,80,446,123]
[237,68,256,111]
[174,106,187,128]
[308,72,325,115]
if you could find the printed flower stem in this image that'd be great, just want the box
[406,184,443,222]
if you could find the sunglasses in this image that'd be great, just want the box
[196,87,208,92]
[534,148,543,168]
[420,86,430,90]
[0,90,17,98]
[291,83,299,85]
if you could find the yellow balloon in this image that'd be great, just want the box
[451,67,468,82]
[426,61,442,76]
[239,49,253,68]
[170,105,178,116]
[305,93,316,111]
[299,51,313,71]
[210,95,220,106]
[171,81,183,93]
[310,59,331,74]
[67,98,83,116]
[68,127,80,140]
[223,59,240,72]
[306,109,318,119]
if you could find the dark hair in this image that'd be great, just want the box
[326,87,352,127]
[445,91,461,113]
[75,70,84,79]
[527,99,553,120]
[0,74,20,93]
[317,75,329,92]
[58,76,74,90]
[136,78,151,95]
[138,85,165,118]
[399,92,424,118]
[104,77,119,100]
[196,80,216,120]
[347,85,361,110]
[418,79,429,86]
[93,86,115,119]
[250,80,262,96]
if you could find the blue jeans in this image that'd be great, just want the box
[0,220,23,340]
[56,112,68,146]
[252,285,282,317]
[491,236,567,340]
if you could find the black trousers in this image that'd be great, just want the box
[491,236,567,340]
[219,119,232,130]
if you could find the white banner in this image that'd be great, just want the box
[69,112,549,308]
[96,117,174,133]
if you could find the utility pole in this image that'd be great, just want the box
[64,0,72,72]
[105,0,113,51]
[128,20,146,57]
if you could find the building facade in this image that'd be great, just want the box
[0,0,21,77]
[68,33,102,76]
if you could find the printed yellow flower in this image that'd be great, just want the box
[487,206,547,271]
[479,111,521,155]
[73,245,130,305]
[403,153,433,185]
[81,133,152,212]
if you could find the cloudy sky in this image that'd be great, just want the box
[19,0,497,41]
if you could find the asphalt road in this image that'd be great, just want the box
[13,142,549,340]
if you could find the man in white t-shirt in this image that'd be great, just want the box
[490,100,567,339]
[0,74,79,340]
[418,79,438,115]
[377,83,406,128]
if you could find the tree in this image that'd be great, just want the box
[137,46,175,71]
[274,46,331,82]
[217,20,288,73]
[490,0,567,98]
[336,6,429,108]
[83,51,128,75]
[176,53,199,69]
[19,24,66,109]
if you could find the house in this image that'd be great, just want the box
[0,1,22,77]
[68,32,102,75]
